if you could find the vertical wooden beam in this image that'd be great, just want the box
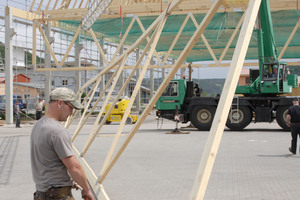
[190,1,261,199]
[98,0,222,184]
[278,20,299,60]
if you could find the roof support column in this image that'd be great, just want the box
[44,22,53,110]
[75,43,83,93]
[75,43,83,117]
[5,6,16,125]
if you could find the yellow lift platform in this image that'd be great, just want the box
[103,98,138,124]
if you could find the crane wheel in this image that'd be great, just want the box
[226,106,252,131]
[276,106,290,131]
[190,106,216,131]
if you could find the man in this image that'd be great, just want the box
[31,87,94,200]
[286,97,300,154]
[14,100,21,128]
[34,98,44,120]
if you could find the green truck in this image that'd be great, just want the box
[156,0,298,131]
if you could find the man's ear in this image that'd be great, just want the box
[57,99,63,109]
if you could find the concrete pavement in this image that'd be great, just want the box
[0,112,299,200]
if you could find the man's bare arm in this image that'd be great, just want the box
[62,156,94,200]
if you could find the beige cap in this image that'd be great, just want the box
[50,87,83,110]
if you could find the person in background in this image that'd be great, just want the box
[31,87,94,200]
[14,100,21,128]
[34,98,44,120]
[286,97,300,154]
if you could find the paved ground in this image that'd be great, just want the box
[1,111,300,200]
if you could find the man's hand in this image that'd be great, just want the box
[82,189,94,200]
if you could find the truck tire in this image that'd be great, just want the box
[191,106,216,131]
[276,106,290,131]
[226,106,252,131]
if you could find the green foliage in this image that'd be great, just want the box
[81,92,86,103]
[0,112,5,120]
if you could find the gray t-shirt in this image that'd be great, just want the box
[30,116,74,191]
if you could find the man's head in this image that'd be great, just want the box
[47,88,83,121]
[293,97,299,105]
[50,87,83,110]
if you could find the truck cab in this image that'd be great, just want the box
[156,79,186,110]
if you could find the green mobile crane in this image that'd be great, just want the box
[156,0,298,131]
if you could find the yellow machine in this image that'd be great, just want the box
[103,99,138,124]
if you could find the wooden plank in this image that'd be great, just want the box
[190,14,218,63]
[11,7,41,20]
[81,55,129,156]
[53,0,59,10]
[78,0,85,8]
[218,12,245,63]
[70,78,101,139]
[136,17,163,63]
[29,0,36,12]
[98,0,220,184]
[72,0,78,9]
[45,0,52,10]
[80,0,184,91]
[37,0,44,11]
[72,68,119,142]
[60,26,81,67]
[163,14,190,63]
[99,17,167,177]
[111,17,136,62]
[89,29,109,65]
[190,0,261,199]
[73,147,110,200]
[66,85,96,130]
[37,23,60,66]
[83,26,154,160]
[278,20,299,60]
